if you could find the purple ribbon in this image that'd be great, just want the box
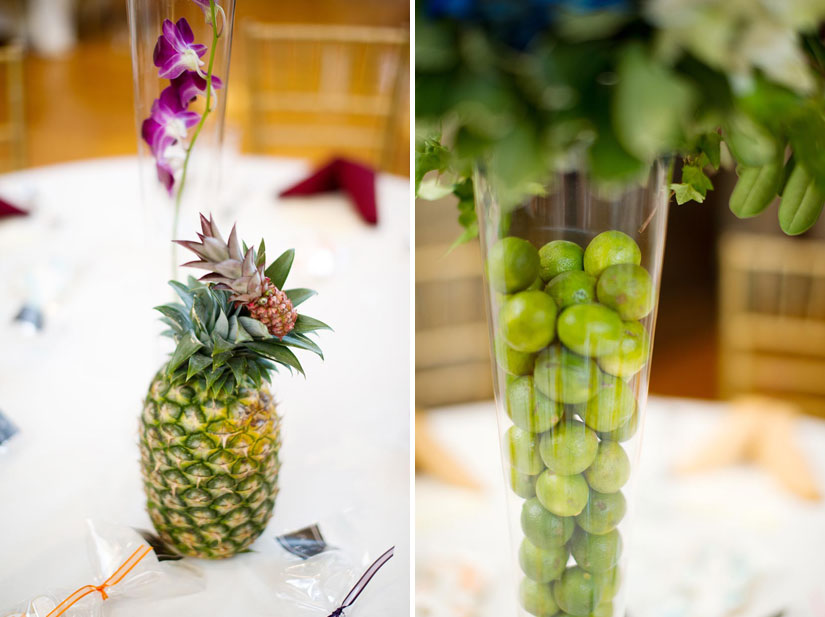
[327,546,395,617]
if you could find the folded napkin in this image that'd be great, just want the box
[0,196,28,219]
[279,158,378,225]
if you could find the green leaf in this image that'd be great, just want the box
[256,239,266,268]
[191,291,214,332]
[169,281,195,310]
[670,183,706,205]
[697,132,722,169]
[417,178,457,201]
[723,113,778,167]
[246,341,305,375]
[227,315,239,342]
[213,310,229,341]
[285,288,317,307]
[681,164,714,198]
[415,136,451,194]
[729,161,784,219]
[238,316,270,339]
[779,164,825,235]
[614,43,695,161]
[281,332,324,359]
[221,373,236,397]
[166,332,203,375]
[293,314,332,334]
[206,367,227,392]
[265,249,295,290]
[246,360,262,386]
[227,358,245,384]
[211,333,234,356]
[155,304,190,331]
[186,353,212,380]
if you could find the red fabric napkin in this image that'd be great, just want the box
[279,158,378,225]
[0,196,27,219]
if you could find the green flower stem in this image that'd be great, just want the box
[172,0,220,273]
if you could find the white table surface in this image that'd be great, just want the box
[0,155,410,614]
[416,397,825,617]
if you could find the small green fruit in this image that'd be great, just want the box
[570,527,622,573]
[583,231,641,277]
[581,374,636,432]
[520,578,559,617]
[576,490,627,535]
[557,304,623,357]
[539,240,584,282]
[500,291,558,353]
[597,321,650,378]
[509,467,539,499]
[521,497,576,549]
[596,264,654,321]
[585,441,631,493]
[553,567,604,616]
[507,376,563,433]
[506,426,545,474]
[488,237,540,293]
[534,345,599,404]
[546,271,597,309]
[519,538,569,583]
[536,471,590,517]
[597,410,639,443]
[539,420,598,475]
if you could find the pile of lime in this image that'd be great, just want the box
[489,231,654,617]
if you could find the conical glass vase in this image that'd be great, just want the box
[476,162,669,617]
[127,0,235,279]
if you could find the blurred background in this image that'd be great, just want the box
[0,0,409,175]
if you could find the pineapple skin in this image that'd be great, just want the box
[139,368,281,559]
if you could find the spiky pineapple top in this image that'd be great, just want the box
[157,215,328,396]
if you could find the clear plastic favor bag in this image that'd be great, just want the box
[1,520,202,617]
[244,510,396,616]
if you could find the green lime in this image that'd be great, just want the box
[597,410,639,442]
[509,467,539,499]
[585,441,631,493]
[553,567,604,616]
[507,376,563,433]
[519,537,569,583]
[557,304,623,357]
[500,291,558,353]
[539,240,584,282]
[520,578,559,617]
[506,426,545,475]
[546,271,597,309]
[592,600,614,617]
[539,420,598,475]
[534,345,599,404]
[581,374,636,432]
[583,231,641,277]
[536,470,590,517]
[593,566,622,600]
[570,527,622,573]
[596,264,655,321]
[597,321,650,378]
[521,497,576,549]
[576,490,626,535]
[488,237,540,293]
[496,336,536,376]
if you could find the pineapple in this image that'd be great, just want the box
[139,214,328,559]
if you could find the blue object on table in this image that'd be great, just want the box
[0,410,18,446]
[13,304,44,331]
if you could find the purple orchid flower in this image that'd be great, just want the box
[170,71,223,108]
[141,86,201,194]
[153,18,208,79]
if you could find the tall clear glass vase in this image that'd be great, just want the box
[476,162,669,617]
[127,0,235,279]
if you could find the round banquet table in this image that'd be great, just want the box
[0,156,410,614]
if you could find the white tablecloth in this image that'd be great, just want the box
[0,156,410,614]
[417,398,825,617]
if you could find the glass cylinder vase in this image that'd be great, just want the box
[476,162,669,617]
[127,0,235,277]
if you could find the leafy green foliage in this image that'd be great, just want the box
[416,3,825,236]
[265,249,295,290]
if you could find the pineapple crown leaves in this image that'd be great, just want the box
[156,217,331,396]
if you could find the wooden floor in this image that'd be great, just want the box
[10,0,409,174]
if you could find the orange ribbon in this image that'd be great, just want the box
[44,545,153,617]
